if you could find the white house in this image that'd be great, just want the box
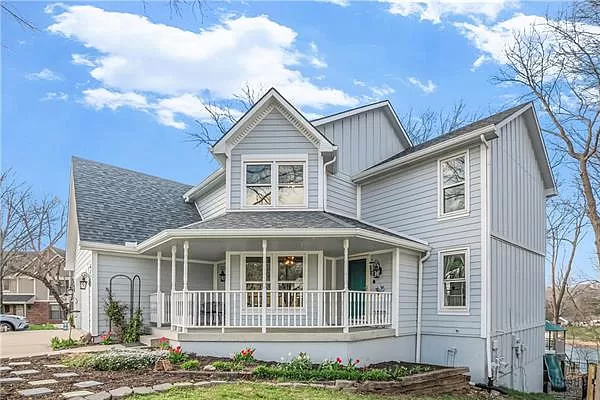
[66,88,555,392]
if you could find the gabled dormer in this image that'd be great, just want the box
[211,88,336,211]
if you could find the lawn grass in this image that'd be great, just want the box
[127,383,557,400]
[28,323,59,330]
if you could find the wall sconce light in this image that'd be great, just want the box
[219,269,226,283]
[79,273,90,290]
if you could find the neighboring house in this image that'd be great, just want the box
[2,250,69,324]
[66,88,555,392]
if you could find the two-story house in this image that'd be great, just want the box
[66,88,555,392]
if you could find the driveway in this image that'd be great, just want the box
[0,329,84,358]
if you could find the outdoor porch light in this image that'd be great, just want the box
[219,269,226,283]
[79,273,90,290]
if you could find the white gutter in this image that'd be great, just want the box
[353,126,497,183]
[480,133,493,380]
[136,227,430,254]
[416,250,430,363]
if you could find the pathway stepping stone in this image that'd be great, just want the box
[18,388,53,397]
[63,391,94,399]
[85,391,110,400]
[173,381,193,387]
[0,377,24,383]
[109,387,132,399]
[44,364,67,368]
[29,379,59,386]
[9,361,31,366]
[133,387,154,395]
[153,383,172,392]
[54,372,79,378]
[0,366,12,371]
[74,381,103,389]
[11,369,39,376]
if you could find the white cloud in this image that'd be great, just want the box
[454,13,545,65]
[470,54,490,71]
[317,0,350,6]
[41,91,69,101]
[44,2,66,14]
[71,54,96,67]
[48,6,357,114]
[83,88,148,111]
[307,42,328,69]
[407,77,436,94]
[25,68,62,81]
[381,0,518,24]
[353,79,395,101]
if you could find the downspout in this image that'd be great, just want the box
[480,133,493,381]
[323,155,337,212]
[416,250,430,363]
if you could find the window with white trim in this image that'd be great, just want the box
[244,162,305,207]
[277,256,304,307]
[439,250,469,311]
[439,153,468,216]
[244,256,271,307]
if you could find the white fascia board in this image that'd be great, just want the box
[79,241,138,254]
[136,228,430,254]
[352,126,497,183]
[183,168,225,202]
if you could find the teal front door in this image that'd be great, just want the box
[348,259,366,318]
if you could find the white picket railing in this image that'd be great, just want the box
[150,292,171,325]
[157,290,391,330]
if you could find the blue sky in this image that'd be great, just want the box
[2,1,596,278]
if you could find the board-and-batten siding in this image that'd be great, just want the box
[327,173,357,217]
[316,108,406,175]
[229,110,320,209]
[195,183,225,220]
[361,145,482,337]
[489,115,546,392]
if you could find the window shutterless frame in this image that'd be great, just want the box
[437,247,470,314]
[437,150,470,219]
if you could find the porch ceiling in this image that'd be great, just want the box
[144,236,400,261]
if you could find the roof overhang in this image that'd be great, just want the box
[312,100,413,149]
[353,125,498,183]
[212,88,336,155]
[183,168,225,203]
[2,294,35,305]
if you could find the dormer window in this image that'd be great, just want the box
[244,159,306,208]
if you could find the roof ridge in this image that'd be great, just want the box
[72,156,193,188]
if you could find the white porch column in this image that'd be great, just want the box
[156,251,162,328]
[261,239,267,334]
[392,248,400,337]
[343,239,349,333]
[182,241,189,332]
[170,245,176,331]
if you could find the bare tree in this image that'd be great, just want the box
[186,84,266,147]
[547,192,588,324]
[13,197,70,318]
[401,99,482,144]
[494,0,600,267]
[0,171,34,308]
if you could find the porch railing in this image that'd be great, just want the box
[152,290,392,330]
[150,292,171,325]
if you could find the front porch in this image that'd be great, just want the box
[140,214,428,336]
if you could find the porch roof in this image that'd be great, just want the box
[2,294,35,305]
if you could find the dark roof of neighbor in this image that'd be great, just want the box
[181,211,424,245]
[370,102,531,170]
[3,294,35,304]
[72,157,200,246]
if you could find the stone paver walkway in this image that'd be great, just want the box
[63,390,94,398]
[73,381,103,389]
[11,370,39,376]
[17,388,54,397]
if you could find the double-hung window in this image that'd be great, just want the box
[277,256,304,307]
[439,152,469,217]
[244,161,305,207]
[439,249,469,312]
[244,256,271,307]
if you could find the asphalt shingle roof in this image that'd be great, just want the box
[370,102,531,169]
[3,294,35,304]
[72,157,200,245]
[182,211,423,244]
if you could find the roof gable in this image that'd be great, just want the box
[312,100,413,149]
[212,88,336,154]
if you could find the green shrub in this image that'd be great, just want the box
[252,365,362,381]
[212,361,243,371]
[50,336,79,350]
[63,349,168,371]
[360,369,393,381]
[281,352,312,372]
[167,346,189,364]
[122,309,143,344]
[232,347,256,364]
[180,359,201,370]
